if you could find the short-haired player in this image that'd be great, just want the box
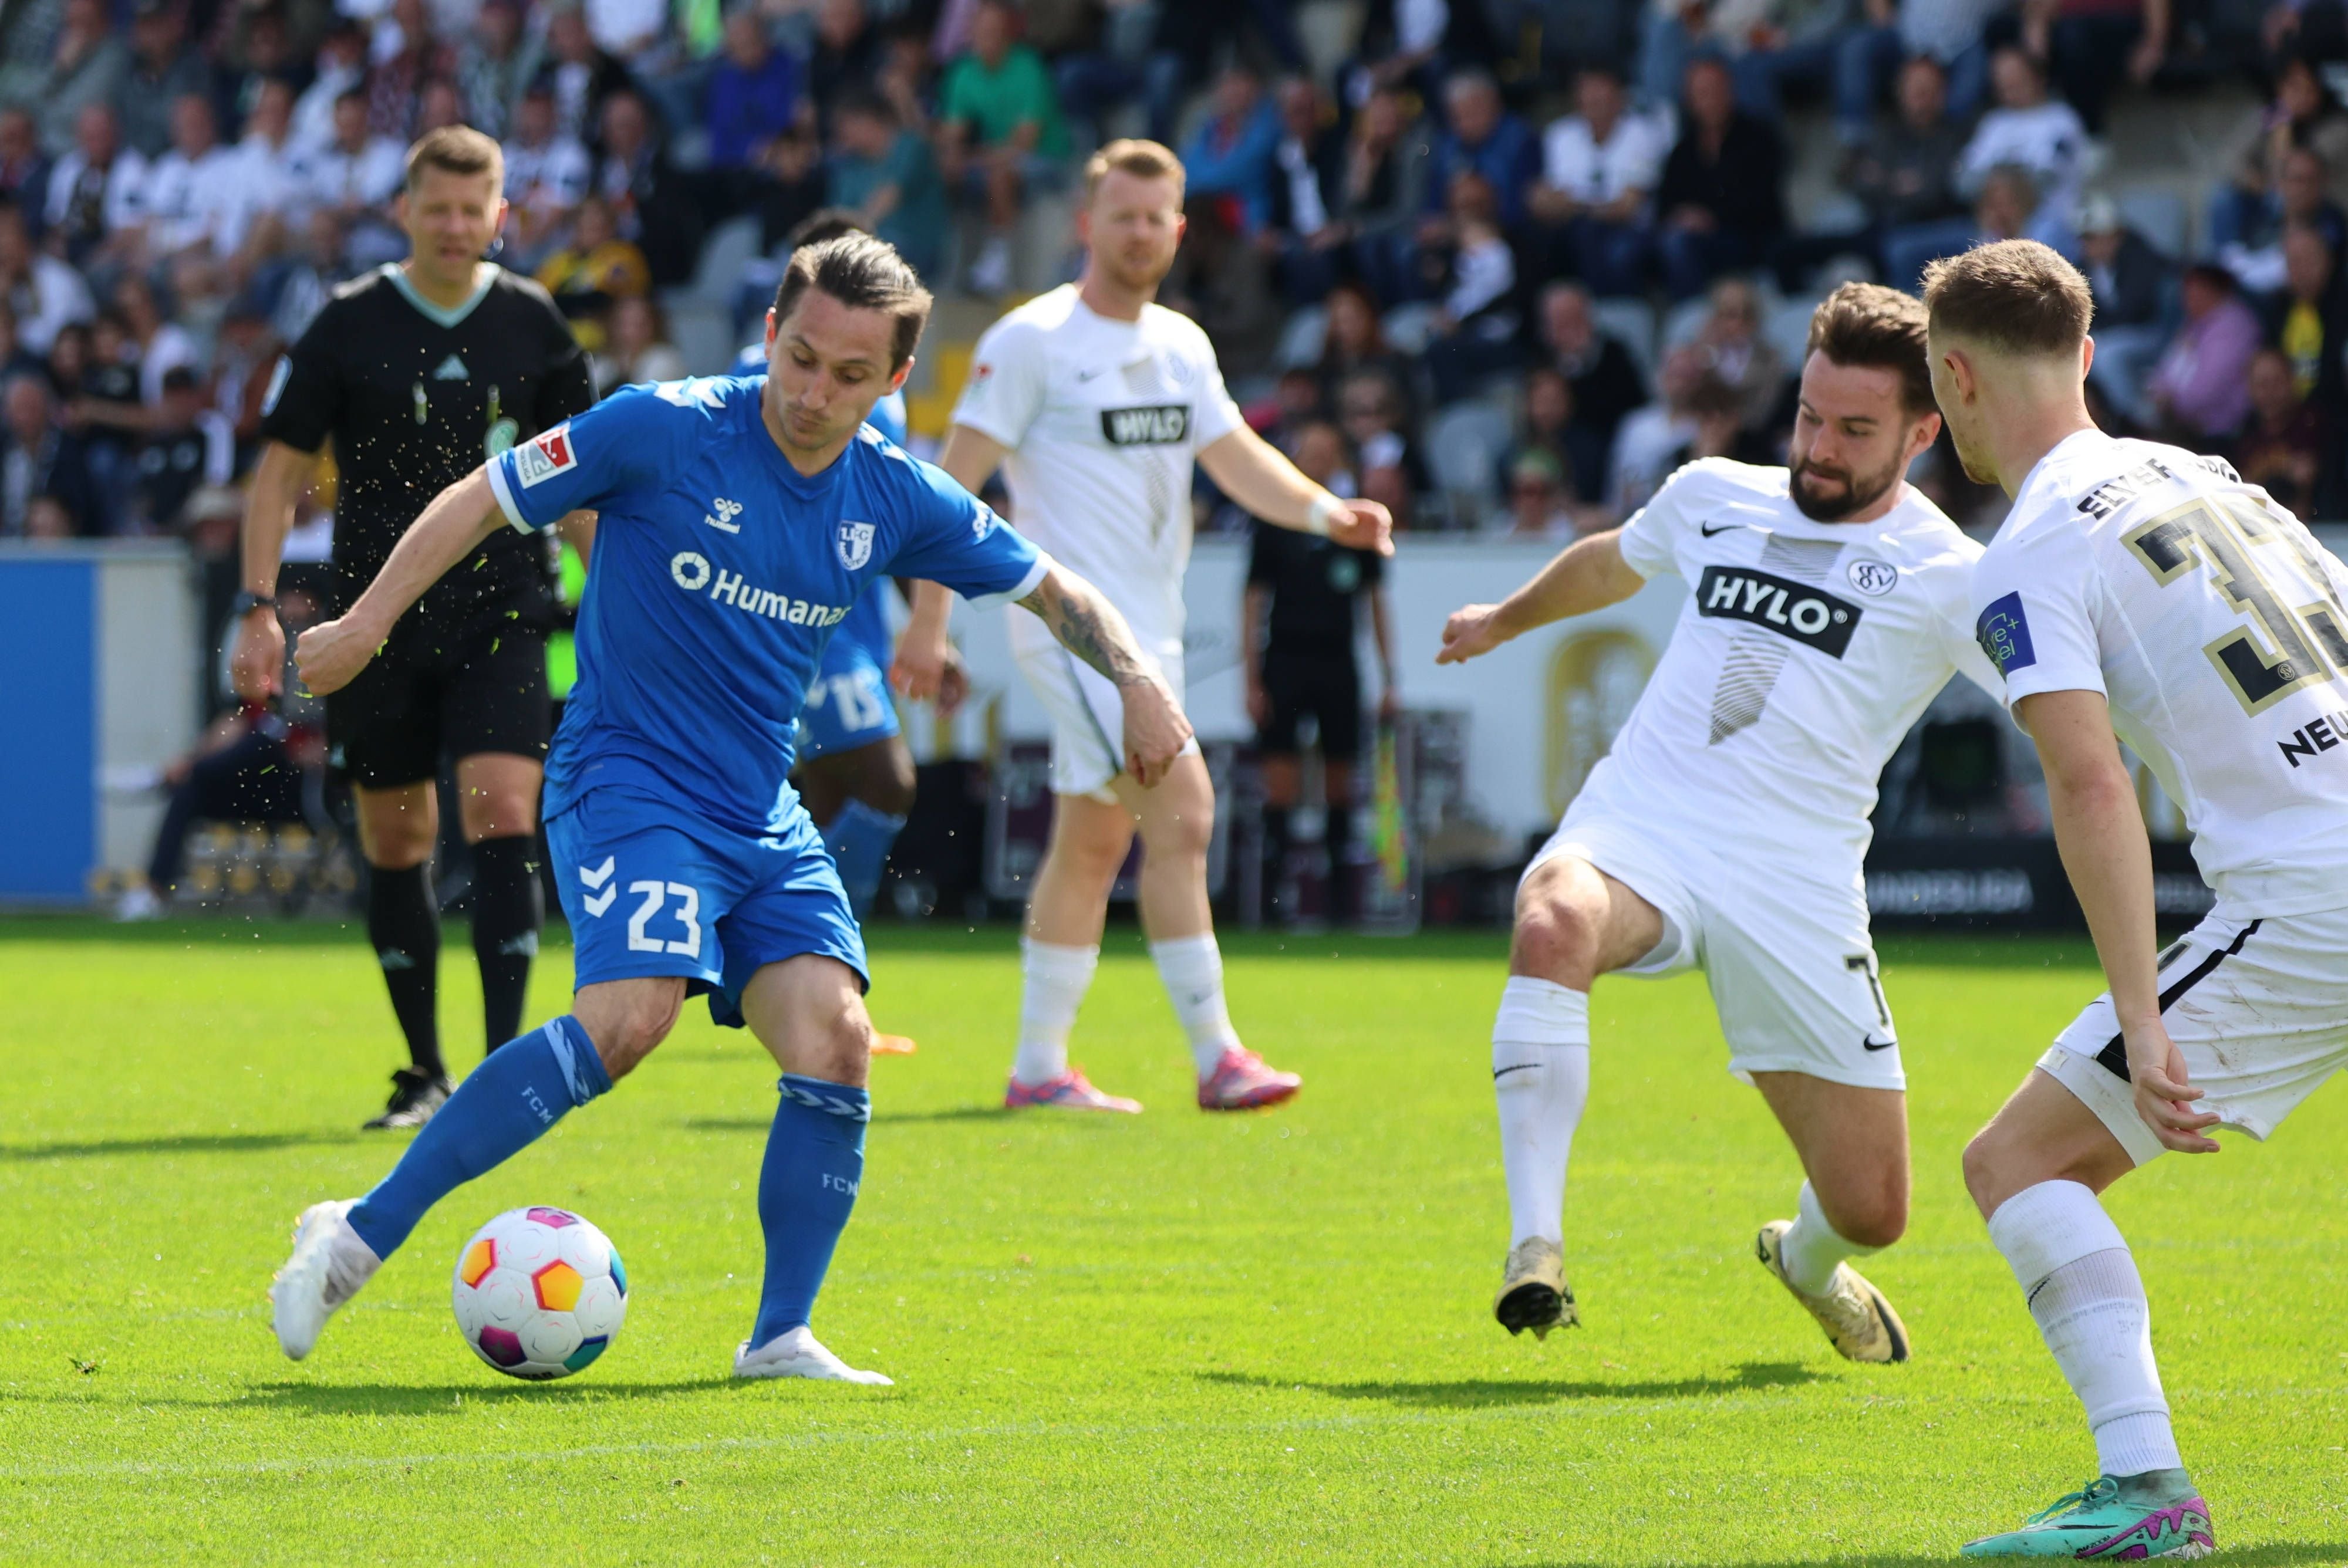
[893,141,1395,1112]
[1928,239,2348,1559]
[1438,284,2002,1361]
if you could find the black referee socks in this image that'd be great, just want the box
[469,835,543,1054]
[367,862,444,1079]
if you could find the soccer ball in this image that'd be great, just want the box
[451,1207,628,1380]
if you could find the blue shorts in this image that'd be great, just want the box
[795,607,900,762]
[547,785,868,1029]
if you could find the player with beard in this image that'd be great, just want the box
[1438,284,2002,1359]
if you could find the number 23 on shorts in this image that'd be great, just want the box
[625,879,703,958]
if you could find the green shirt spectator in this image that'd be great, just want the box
[937,34,1069,158]
[829,90,949,279]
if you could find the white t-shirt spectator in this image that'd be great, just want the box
[303,136,407,215]
[1444,232,1516,325]
[43,146,149,234]
[504,133,591,217]
[136,325,201,407]
[141,145,252,256]
[237,133,310,226]
[1541,110,1669,206]
[6,254,96,353]
[586,0,664,58]
[1607,403,1698,518]
[291,64,366,154]
[1956,100,2089,209]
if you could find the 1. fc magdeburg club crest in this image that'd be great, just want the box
[837,522,875,570]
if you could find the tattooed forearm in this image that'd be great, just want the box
[1019,570,1154,687]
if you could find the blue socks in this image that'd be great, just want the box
[346,1016,610,1260]
[822,800,907,919]
[748,1074,869,1349]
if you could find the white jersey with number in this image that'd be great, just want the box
[1971,429,2348,915]
[1588,458,1998,879]
[949,284,1245,661]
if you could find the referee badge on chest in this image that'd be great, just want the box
[837,521,875,570]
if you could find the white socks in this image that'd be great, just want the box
[1149,934,1242,1075]
[1776,1179,1882,1296]
[1492,976,1591,1249]
[1013,939,1098,1086]
[1988,1180,2181,1478]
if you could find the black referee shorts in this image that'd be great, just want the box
[1259,654,1362,762]
[326,612,551,790]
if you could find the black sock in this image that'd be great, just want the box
[469,835,543,1054]
[367,862,443,1078]
[1261,805,1291,920]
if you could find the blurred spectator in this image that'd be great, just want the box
[503,82,592,268]
[1422,71,1538,231]
[54,315,137,517]
[747,124,830,260]
[1783,55,1965,290]
[1,372,102,536]
[1956,48,2087,218]
[305,89,406,255]
[2076,194,2177,426]
[1690,275,1782,430]
[0,300,38,384]
[586,0,669,66]
[1420,169,1522,401]
[828,88,947,280]
[2214,55,2348,254]
[210,305,282,465]
[1182,64,1282,234]
[1496,448,1582,539]
[936,0,1070,296]
[114,273,198,407]
[539,3,631,146]
[592,293,687,391]
[291,23,372,154]
[2217,146,2347,295]
[1609,342,1706,516]
[21,492,79,538]
[1315,282,1417,419]
[131,364,233,533]
[1348,0,1502,105]
[1654,58,1786,299]
[368,0,454,141]
[413,76,467,137]
[43,104,148,269]
[234,80,309,253]
[1259,76,1347,303]
[215,8,305,141]
[117,0,213,161]
[2262,221,2347,402]
[134,94,249,270]
[0,202,95,353]
[2231,344,2329,517]
[2022,0,2169,134]
[1536,281,1648,503]
[1512,365,1577,479]
[1530,65,1667,299]
[1335,367,1424,529]
[1145,0,1304,144]
[1836,0,1993,141]
[536,192,650,343]
[266,208,355,342]
[2149,263,2262,440]
[592,88,703,286]
[1249,364,1327,446]
[23,0,131,159]
[708,11,803,171]
[456,0,541,141]
[1333,83,1432,307]
[807,0,886,136]
[1883,162,2048,290]
[0,109,50,228]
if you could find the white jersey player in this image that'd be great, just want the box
[894,140,1394,1113]
[1438,284,2000,1363]
[1928,241,2348,1562]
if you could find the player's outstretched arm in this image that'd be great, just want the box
[1016,562,1195,788]
[1436,528,1645,665]
[2017,688,2221,1154]
[1197,425,1395,556]
[230,441,323,701]
[295,468,505,697]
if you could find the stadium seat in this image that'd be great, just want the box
[1590,298,1658,382]
[1766,296,1825,371]
[1379,302,1445,356]
[683,215,763,310]
[2113,186,2190,259]
[1275,306,1329,371]
[1423,401,1513,526]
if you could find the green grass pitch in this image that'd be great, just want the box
[2,918,2343,1565]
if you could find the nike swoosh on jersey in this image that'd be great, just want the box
[1862,1035,1898,1052]
[1700,522,1749,536]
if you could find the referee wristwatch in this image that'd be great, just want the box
[231,591,278,619]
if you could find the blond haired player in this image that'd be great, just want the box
[1928,239,2348,1560]
[895,141,1393,1113]
[1438,285,2002,1360]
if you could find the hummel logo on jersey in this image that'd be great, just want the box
[513,425,576,488]
[837,521,875,570]
[1696,566,1862,657]
[705,497,743,534]
[1101,404,1190,445]
[1976,591,2037,675]
[433,354,469,381]
[579,856,616,917]
[668,550,849,627]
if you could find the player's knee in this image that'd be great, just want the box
[1833,1187,1908,1250]
[1510,890,1601,984]
[461,789,538,842]
[807,1005,873,1089]
[582,992,681,1082]
[1961,1126,2009,1216]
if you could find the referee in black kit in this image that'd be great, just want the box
[230,126,595,1130]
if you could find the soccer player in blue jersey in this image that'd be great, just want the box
[268,234,1195,1383]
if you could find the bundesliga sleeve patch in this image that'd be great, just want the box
[512,424,577,488]
[1975,590,2037,674]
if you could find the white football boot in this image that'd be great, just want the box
[1755,1219,1910,1363]
[733,1326,893,1385]
[270,1199,382,1360]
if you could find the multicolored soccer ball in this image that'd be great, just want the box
[451,1207,628,1380]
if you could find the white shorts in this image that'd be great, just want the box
[2038,904,2348,1166]
[1526,797,1904,1091]
[1008,618,1196,800]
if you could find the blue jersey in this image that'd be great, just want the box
[488,376,1044,836]
[826,389,907,667]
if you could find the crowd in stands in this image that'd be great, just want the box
[4,0,2347,552]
